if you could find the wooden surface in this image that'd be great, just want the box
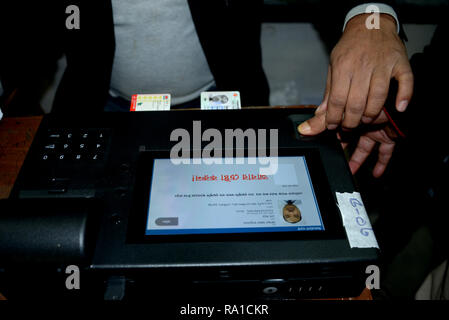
[334,288,372,300]
[0,111,372,301]
[0,116,42,199]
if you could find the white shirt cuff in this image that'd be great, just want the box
[343,3,400,34]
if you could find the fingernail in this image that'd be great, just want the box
[362,116,373,124]
[298,122,311,134]
[327,124,338,130]
[397,100,408,112]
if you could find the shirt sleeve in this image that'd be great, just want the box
[342,3,400,34]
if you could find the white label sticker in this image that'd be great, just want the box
[335,192,379,249]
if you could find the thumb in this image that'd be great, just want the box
[298,109,326,135]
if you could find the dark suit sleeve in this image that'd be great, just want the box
[0,1,115,115]
[384,14,448,144]
[381,10,449,243]
[0,2,64,115]
[51,1,115,114]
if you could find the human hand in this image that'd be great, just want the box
[317,13,413,131]
[339,111,398,177]
[297,106,397,177]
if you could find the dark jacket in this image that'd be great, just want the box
[0,0,396,113]
[394,12,449,219]
[1,0,269,112]
[385,8,448,163]
[378,9,449,262]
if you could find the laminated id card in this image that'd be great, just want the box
[201,91,241,110]
[130,94,171,111]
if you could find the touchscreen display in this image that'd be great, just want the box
[145,156,324,235]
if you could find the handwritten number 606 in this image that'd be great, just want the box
[349,198,363,208]
[356,216,366,226]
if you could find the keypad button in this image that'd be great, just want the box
[60,143,71,152]
[92,143,104,152]
[40,128,109,166]
[80,132,89,140]
[41,153,52,161]
[44,144,56,151]
[48,133,61,139]
[90,153,104,161]
[97,131,107,141]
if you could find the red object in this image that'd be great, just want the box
[130,95,137,111]
[382,107,406,138]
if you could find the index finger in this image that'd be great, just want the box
[326,65,351,130]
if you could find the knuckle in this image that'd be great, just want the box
[401,70,414,83]
[342,122,358,130]
[331,54,352,72]
[330,49,343,63]
[359,137,373,150]
[397,65,413,75]
[369,86,388,102]
[342,116,360,129]
[326,117,339,125]
[335,59,353,73]
[379,152,393,162]
[364,109,379,118]
[391,45,407,58]
[358,53,374,69]
[347,102,365,114]
[329,95,347,109]
[389,48,403,61]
